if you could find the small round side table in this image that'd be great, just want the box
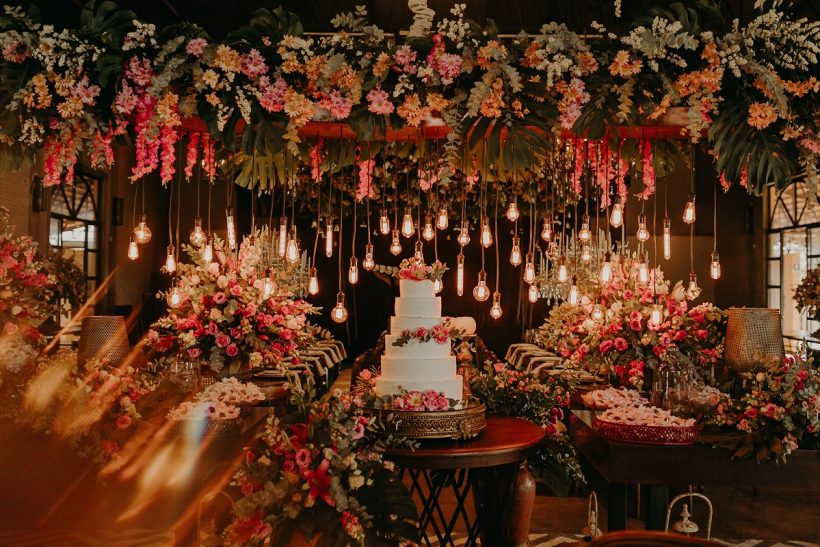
[386,415,544,547]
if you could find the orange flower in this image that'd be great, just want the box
[476,41,508,70]
[577,52,599,75]
[214,45,243,73]
[426,92,450,113]
[372,52,392,79]
[397,93,430,126]
[782,77,820,97]
[479,78,505,118]
[747,102,777,130]
[609,50,642,77]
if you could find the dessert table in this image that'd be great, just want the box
[568,410,820,532]
[386,416,544,547]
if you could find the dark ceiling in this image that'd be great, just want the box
[12,0,820,39]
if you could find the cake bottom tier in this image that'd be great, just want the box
[373,375,463,402]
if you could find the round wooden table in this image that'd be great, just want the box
[387,416,544,547]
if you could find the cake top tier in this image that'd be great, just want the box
[399,278,435,298]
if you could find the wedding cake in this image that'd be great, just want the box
[374,278,463,401]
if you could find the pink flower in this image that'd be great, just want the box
[599,340,614,353]
[215,334,230,348]
[186,38,208,57]
[415,327,427,338]
[359,369,372,380]
[187,348,202,359]
[366,87,395,115]
[696,329,708,340]
[3,322,18,335]
[214,292,227,304]
[319,90,353,119]
[629,311,642,323]
[352,422,365,440]
[230,285,243,296]
[241,49,268,78]
[623,289,634,300]
[295,448,311,468]
[116,415,133,429]
[394,45,417,72]
[226,344,239,357]
[629,319,642,331]
[614,337,628,351]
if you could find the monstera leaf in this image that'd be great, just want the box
[226,7,304,49]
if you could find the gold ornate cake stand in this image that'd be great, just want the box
[373,402,487,440]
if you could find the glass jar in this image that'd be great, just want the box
[652,359,691,416]
[170,355,201,391]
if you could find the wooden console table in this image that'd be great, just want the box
[568,410,820,532]
[387,416,544,547]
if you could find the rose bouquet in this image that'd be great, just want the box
[701,353,820,463]
[795,266,820,338]
[538,256,726,390]
[352,369,461,412]
[396,257,448,282]
[223,380,419,546]
[148,233,320,374]
[392,320,463,348]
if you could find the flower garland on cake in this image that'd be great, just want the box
[391,319,464,348]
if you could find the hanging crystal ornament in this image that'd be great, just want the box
[401,208,415,238]
[686,272,702,301]
[557,257,569,283]
[390,229,402,255]
[663,218,672,260]
[362,243,375,270]
[348,256,359,285]
[436,207,449,230]
[710,251,721,280]
[331,292,348,323]
[473,270,490,301]
[379,209,390,235]
[167,286,182,308]
[325,219,334,258]
[189,217,207,247]
[599,252,613,284]
[202,238,214,263]
[490,291,503,318]
[683,194,696,224]
[580,244,592,263]
[578,214,591,242]
[422,214,435,241]
[506,200,520,222]
[225,208,237,250]
[308,267,319,295]
[414,240,424,261]
[277,216,287,257]
[523,253,536,284]
[610,200,624,228]
[127,236,139,260]
[456,253,465,296]
[165,244,177,273]
[480,217,493,248]
[133,213,152,244]
[457,221,471,246]
[541,217,552,241]
[568,278,580,305]
[636,214,650,242]
[510,236,522,266]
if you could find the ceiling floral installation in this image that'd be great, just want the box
[0,0,817,196]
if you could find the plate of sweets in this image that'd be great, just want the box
[581,387,649,410]
[592,405,698,445]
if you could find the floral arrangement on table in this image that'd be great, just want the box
[397,257,448,282]
[794,266,820,337]
[2,1,818,197]
[538,255,727,390]
[392,320,463,348]
[167,377,266,421]
[701,353,820,463]
[44,248,87,315]
[167,400,240,421]
[147,232,320,375]
[470,361,584,496]
[353,369,461,412]
[0,206,54,377]
[223,379,419,546]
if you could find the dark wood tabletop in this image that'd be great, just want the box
[386,415,545,469]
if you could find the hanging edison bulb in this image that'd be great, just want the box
[362,243,375,270]
[568,278,579,306]
[422,214,435,241]
[348,256,359,285]
[285,229,299,263]
[510,236,522,266]
[683,194,696,224]
[133,213,152,244]
[456,253,465,296]
[127,236,139,260]
[202,238,214,263]
[401,208,415,238]
[541,216,552,242]
[331,292,348,323]
[523,253,536,284]
[308,267,319,295]
[165,244,177,273]
[638,257,650,285]
[167,286,182,308]
[473,270,490,301]
[557,257,569,283]
[663,218,672,260]
[610,200,624,228]
[436,207,449,230]
[636,214,650,242]
[528,283,539,303]
[480,217,493,248]
[324,219,334,258]
[490,291,503,318]
[433,277,443,294]
[390,229,402,255]
[578,214,591,242]
[580,244,592,263]
[506,200,520,222]
[457,221,471,246]
[278,217,287,257]
[710,251,721,280]
[414,240,424,261]
[591,304,605,322]
[649,302,663,327]
[187,217,205,247]
[686,272,702,301]
[225,208,237,250]
[599,252,613,284]
[379,209,390,235]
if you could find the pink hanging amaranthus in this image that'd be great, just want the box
[309,139,324,182]
[594,141,615,208]
[356,158,375,201]
[637,139,656,200]
[570,138,586,195]
[201,132,217,181]
[184,132,200,179]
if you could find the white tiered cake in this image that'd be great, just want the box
[374,279,463,401]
